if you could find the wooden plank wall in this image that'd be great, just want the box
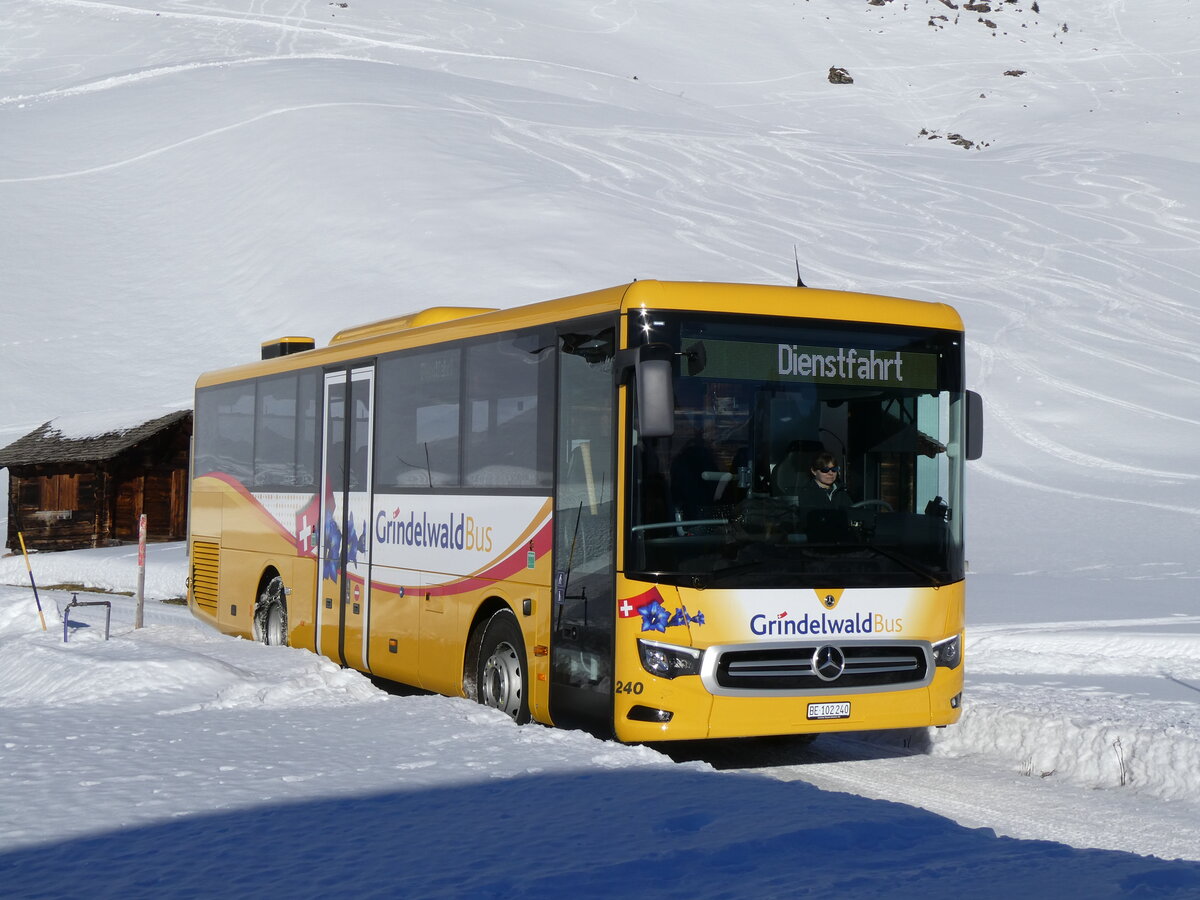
[5,467,105,552]
[4,418,192,552]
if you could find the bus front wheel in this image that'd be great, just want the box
[255,575,289,647]
[476,610,530,724]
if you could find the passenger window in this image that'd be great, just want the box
[464,332,552,488]
[375,348,461,488]
[195,382,254,484]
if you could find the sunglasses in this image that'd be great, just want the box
[816,466,840,474]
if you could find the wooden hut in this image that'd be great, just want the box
[0,410,192,552]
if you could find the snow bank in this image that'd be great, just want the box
[927,681,1200,802]
[918,618,1200,803]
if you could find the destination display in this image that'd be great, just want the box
[690,338,940,390]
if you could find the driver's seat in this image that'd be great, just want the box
[772,449,808,496]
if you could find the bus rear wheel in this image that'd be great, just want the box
[476,610,530,724]
[255,575,289,647]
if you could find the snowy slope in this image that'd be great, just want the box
[1,0,1199,892]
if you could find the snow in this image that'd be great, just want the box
[1,0,1199,894]
[0,542,186,601]
[38,405,191,441]
[3,577,1200,896]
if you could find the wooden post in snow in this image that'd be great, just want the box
[134,514,147,629]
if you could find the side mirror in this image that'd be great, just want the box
[965,390,983,461]
[616,343,675,439]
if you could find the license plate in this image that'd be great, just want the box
[807,701,850,720]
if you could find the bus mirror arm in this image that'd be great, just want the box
[966,390,983,461]
[615,343,675,439]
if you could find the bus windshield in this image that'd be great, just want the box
[627,310,967,589]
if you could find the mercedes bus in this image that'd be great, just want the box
[187,280,982,742]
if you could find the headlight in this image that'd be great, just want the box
[637,639,702,679]
[932,633,962,669]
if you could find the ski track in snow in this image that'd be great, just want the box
[5,0,645,108]
[0,99,455,183]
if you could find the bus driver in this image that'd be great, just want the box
[799,451,851,508]
[776,449,852,509]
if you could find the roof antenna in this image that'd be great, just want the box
[793,245,807,288]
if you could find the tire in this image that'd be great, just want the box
[476,610,530,724]
[255,575,289,647]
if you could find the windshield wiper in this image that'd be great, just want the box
[687,559,773,590]
[858,544,943,585]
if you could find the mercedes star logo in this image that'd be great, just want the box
[812,645,846,682]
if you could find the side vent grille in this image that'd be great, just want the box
[191,541,219,611]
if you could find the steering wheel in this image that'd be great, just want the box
[852,499,893,512]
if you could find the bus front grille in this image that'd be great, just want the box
[702,642,932,696]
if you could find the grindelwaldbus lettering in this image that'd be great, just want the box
[375,509,494,553]
[750,612,905,636]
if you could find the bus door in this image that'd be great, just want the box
[317,365,375,672]
[550,323,616,730]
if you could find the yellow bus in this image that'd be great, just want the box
[188,280,982,742]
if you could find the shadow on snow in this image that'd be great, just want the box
[1,769,1198,899]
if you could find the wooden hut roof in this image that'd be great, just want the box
[0,409,192,468]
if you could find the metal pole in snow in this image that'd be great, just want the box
[17,532,47,631]
[134,514,147,629]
